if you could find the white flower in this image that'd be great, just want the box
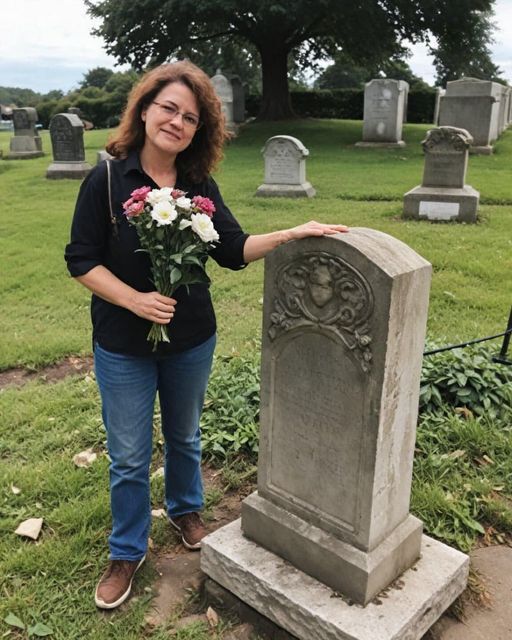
[146,187,173,206]
[151,200,177,226]
[190,213,219,243]
[179,219,192,230]
[175,196,192,212]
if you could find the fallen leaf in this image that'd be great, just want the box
[483,454,494,464]
[206,606,219,628]
[15,518,43,540]
[11,484,21,495]
[448,449,466,459]
[73,449,97,468]
[28,622,53,637]
[4,612,25,629]
[151,509,166,518]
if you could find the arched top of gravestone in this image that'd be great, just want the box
[422,126,473,154]
[261,135,309,159]
[211,70,233,101]
[13,107,38,132]
[365,78,402,89]
[328,227,431,278]
[50,113,84,131]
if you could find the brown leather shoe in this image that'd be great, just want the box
[169,512,207,550]
[94,556,145,609]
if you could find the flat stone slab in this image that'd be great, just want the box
[255,182,316,198]
[201,519,469,640]
[355,141,406,148]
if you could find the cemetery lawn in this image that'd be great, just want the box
[1,121,511,637]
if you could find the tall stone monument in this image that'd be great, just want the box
[403,126,479,223]
[6,107,44,159]
[211,69,236,132]
[202,231,469,640]
[356,79,409,147]
[46,113,91,179]
[438,77,502,154]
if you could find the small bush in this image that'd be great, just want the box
[200,348,260,462]
[420,345,512,418]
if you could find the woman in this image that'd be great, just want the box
[65,60,347,610]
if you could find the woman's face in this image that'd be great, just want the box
[141,81,200,159]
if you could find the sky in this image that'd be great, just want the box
[1,0,511,95]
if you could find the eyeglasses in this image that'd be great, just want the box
[152,101,202,130]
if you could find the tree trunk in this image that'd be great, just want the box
[257,46,296,120]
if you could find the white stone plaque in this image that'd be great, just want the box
[419,201,460,220]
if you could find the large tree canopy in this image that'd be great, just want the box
[86,0,497,120]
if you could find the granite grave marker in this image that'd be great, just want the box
[356,79,408,147]
[403,126,479,223]
[6,107,44,159]
[46,113,91,179]
[255,135,315,198]
[202,230,469,640]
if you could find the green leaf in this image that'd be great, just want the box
[28,622,54,637]
[170,267,182,285]
[4,612,25,629]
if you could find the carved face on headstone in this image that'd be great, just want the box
[308,264,333,308]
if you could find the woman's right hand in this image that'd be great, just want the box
[129,291,176,324]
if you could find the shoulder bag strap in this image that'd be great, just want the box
[106,160,119,238]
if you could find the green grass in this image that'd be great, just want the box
[1,121,511,369]
[1,120,512,637]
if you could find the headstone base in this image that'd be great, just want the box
[355,141,406,148]
[469,145,493,155]
[255,182,316,198]
[46,161,92,179]
[403,185,479,223]
[241,492,422,606]
[7,135,44,159]
[201,519,469,640]
[6,150,45,159]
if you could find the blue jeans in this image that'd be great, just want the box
[94,334,216,560]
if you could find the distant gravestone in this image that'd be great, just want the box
[6,107,44,159]
[438,78,502,154]
[202,230,469,640]
[211,69,236,132]
[403,126,479,223]
[256,135,315,198]
[46,113,91,179]
[356,79,408,147]
[97,150,113,164]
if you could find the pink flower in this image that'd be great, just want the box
[123,198,145,217]
[192,196,216,217]
[130,186,152,202]
[172,189,186,199]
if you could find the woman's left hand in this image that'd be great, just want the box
[284,221,349,242]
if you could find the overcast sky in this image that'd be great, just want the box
[1,0,511,94]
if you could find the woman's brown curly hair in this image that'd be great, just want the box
[106,61,229,183]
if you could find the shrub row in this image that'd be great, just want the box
[246,88,436,124]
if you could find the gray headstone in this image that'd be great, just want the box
[255,135,315,198]
[211,69,235,131]
[439,77,503,154]
[403,126,479,223]
[6,107,44,159]
[356,79,408,147]
[202,231,468,639]
[46,113,91,179]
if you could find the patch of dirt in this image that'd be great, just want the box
[0,356,93,390]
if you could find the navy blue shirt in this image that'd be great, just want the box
[65,151,248,356]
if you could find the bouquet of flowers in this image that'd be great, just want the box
[123,186,219,349]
